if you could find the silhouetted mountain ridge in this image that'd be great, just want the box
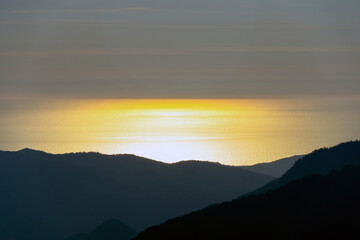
[135,165,360,239]
[0,149,274,240]
[134,141,360,240]
[240,155,304,177]
[67,219,137,240]
[251,140,360,195]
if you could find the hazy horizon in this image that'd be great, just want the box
[1,0,359,165]
[1,97,359,165]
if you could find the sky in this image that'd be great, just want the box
[0,1,359,164]
[1,0,359,99]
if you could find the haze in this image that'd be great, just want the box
[0,0,359,164]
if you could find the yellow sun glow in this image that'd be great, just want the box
[1,98,358,165]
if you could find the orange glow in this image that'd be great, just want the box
[0,98,358,165]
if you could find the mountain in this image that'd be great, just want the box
[135,165,360,240]
[67,219,137,240]
[134,140,360,240]
[240,155,304,177]
[251,140,360,195]
[0,149,274,240]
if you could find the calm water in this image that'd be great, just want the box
[0,98,359,165]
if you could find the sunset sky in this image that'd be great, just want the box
[0,1,359,164]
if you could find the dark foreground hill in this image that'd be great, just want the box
[240,155,303,177]
[134,141,360,240]
[251,140,360,195]
[135,165,360,240]
[0,149,273,240]
[67,219,137,240]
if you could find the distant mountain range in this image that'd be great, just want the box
[67,219,137,240]
[135,141,360,240]
[0,149,275,240]
[251,141,360,195]
[240,155,303,177]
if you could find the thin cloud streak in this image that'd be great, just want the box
[0,19,357,31]
[6,8,152,13]
[1,47,360,57]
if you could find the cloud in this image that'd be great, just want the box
[8,9,74,13]
[85,8,151,12]
[0,49,110,57]
[6,8,152,14]
[1,0,359,100]
[1,47,359,58]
